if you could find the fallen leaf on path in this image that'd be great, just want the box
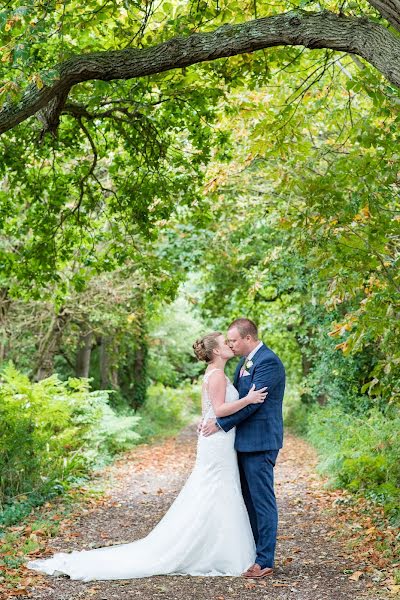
[283,556,294,564]
[389,585,400,594]
[349,571,364,581]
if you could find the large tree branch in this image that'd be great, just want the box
[1,10,400,136]
[366,0,400,32]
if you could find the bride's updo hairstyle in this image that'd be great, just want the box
[193,332,222,363]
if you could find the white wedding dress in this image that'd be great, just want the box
[26,369,256,580]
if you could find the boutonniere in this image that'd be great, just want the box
[245,359,253,369]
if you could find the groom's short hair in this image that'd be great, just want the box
[228,318,258,340]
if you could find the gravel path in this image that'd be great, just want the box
[22,425,387,600]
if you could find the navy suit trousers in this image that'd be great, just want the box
[238,449,279,569]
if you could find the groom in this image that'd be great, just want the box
[202,317,285,578]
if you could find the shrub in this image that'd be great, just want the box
[307,404,400,522]
[0,364,141,524]
[136,381,201,440]
[83,400,141,469]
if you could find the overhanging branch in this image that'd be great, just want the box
[366,0,400,32]
[1,10,400,136]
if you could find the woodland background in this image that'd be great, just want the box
[0,0,399,568]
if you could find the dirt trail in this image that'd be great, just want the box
[23,425,387,600]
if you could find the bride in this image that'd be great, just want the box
[26,332,267,581]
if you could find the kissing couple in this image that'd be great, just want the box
[27,317,286,581]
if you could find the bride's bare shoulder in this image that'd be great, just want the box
[205,369,226,385]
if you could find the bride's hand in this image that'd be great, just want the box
[246,384,268,404]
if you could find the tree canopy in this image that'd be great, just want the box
[0,0,400,136]
[0,0,399,528]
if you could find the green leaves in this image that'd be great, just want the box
[40,68,59,86]
[308,404,400,520]
[0,0,399,413]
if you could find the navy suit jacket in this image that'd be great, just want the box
[216,343,285,452]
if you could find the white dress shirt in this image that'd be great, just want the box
[240,341,264,376]
[245,341,263,364]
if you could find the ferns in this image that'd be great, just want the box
[0,365,140,520]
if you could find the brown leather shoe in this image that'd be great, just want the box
[243,563,274,578]
[242,563,257,576]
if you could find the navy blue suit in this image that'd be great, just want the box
[216,343,285,568]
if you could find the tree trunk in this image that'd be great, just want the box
[0,288,11,361]
[1,10,400,135]
[75,329,93,378]
[99,336,119,389]
[131,339,148,410]
[35,307,70,381]
[99,336,109,389]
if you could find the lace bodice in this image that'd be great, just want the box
[201,368,239,420]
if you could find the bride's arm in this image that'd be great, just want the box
[208,371,267,418]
